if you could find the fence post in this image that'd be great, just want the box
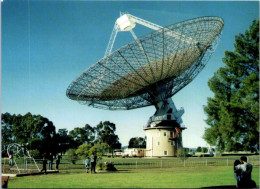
[161,159,162,168]
[24,157,26,172]
[136,160,137,169]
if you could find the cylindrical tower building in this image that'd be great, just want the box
[144,98,186,157]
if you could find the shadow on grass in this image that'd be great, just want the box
[95,169,133,174]
[57,169,133,175]
[201,186,236,188]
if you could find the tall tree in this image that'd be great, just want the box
[1,113,14,152]
[95,121,121,152]
[68,124,95,148]
[56,129,71,155]
[128,137,146,148]
[203,20,259,152]
[1,112,58,156]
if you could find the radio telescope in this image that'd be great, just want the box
[67,13,224,156]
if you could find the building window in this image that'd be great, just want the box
[164,151,168,155]
[164,132,167,136]
[157,141,160,146]
[157,132,160,137]
[171,141,175,146]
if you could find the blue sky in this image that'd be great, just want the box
[2,0,259,147]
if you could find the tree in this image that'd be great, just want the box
[89,142,110,160]
[57,129,71,155]
[128,137,146,148]
[95,121,121,154]
[75,142,110,160]
[1,112,58,157]
[177,148,188,161]
[1,113,14,153]
[75,143,92,159]
[68,124,95,148]
[203,19,259,152]
[67,148,78,164]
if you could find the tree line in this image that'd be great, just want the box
[1,112,121,158]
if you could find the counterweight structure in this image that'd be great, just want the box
[66,13,224,156]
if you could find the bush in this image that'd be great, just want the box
[67,149,77,164]
[97,162,104,170]
[104,161,117,171]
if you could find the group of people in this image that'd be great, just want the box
[84,154,97,174]
[41,154,62,174]
[234,156,256,188]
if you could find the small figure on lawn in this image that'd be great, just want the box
[41,157,47,174]
[234,160,242,187]
[85,156,90,173]
[48,153,54,170]
[55,155,62,170]
[90,153,97,174]
[8,150,14,167]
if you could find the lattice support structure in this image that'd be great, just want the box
[5,143,40,173]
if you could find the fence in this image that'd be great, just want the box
[2,157,259,173]
[100,157,260,169]
[2,157,40,174]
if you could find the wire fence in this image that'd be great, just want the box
[98,157,260,169]
[2,156,259,173]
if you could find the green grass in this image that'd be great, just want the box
[8,166,259,188]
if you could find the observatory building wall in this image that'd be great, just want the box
[145,128,177,157]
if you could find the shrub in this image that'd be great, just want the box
[67,148,77,164]
[104,161,117,171]
[97,162,104,170]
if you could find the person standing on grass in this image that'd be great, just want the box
[41,157,47,174]
[48,153,54,170]
[234,160,242,187]
[235,156,256,188]
[90,153,97,173]
[55,155,62,170]
[85,156,90,173]
[8,150,14,166]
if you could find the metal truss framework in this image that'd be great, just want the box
[66,16,224,110]
[7,143,40,173]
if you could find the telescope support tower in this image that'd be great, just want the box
[66,13,224,156]
[144,98,186,157]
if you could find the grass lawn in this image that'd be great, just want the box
[8,166,259,188]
